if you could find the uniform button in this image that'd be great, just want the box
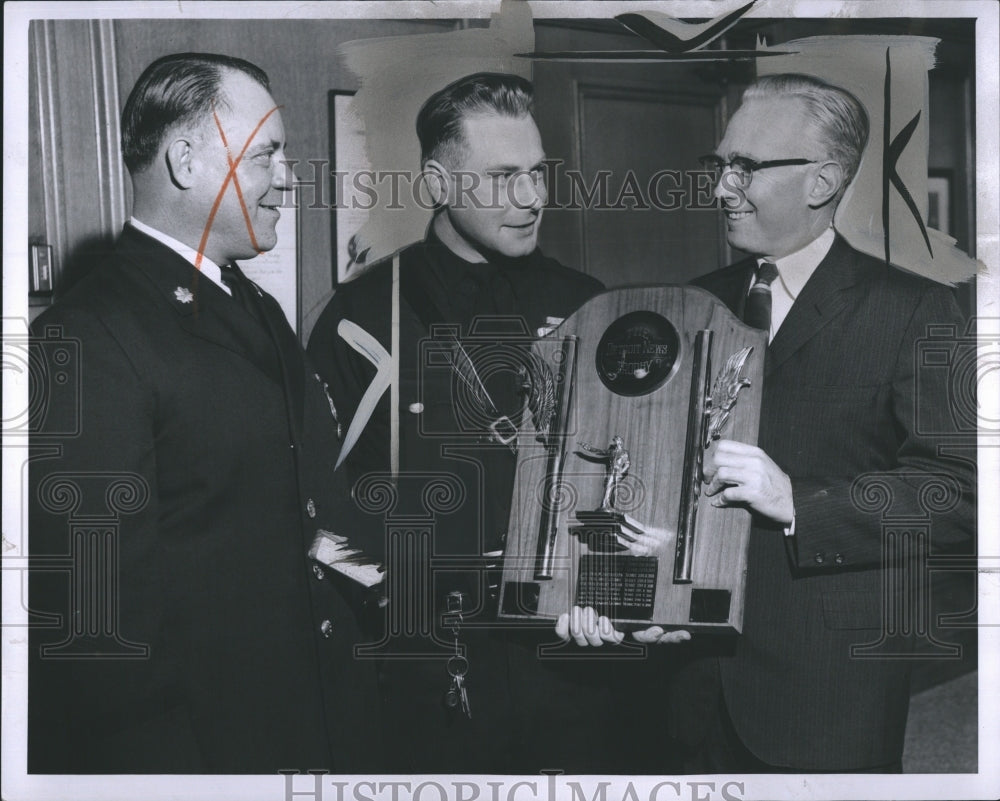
[312,564,326,580]
[834,554,844,565]
[320,619,333,638]
[814,553,825,565]
[306,498,316,518]
[408,402,424,414]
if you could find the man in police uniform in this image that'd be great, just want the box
[308,73,658,773]
[29,53,378,773]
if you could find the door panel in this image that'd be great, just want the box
[534,61,726,287]
[578,84,724,286]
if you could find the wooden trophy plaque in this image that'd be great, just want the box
[499,286,767,633]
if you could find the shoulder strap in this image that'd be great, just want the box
[397,260,449,331]
[390,254,400,481]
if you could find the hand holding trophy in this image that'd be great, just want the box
[554,521,693,647]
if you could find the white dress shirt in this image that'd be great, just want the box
[129,217,231,296]
[756,226,836,342]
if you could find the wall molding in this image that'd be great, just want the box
[89,19,127,236]
[31,20,66,279]
[29,19,125,298]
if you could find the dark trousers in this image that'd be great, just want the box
[680,693,903,774]
[377,627,680,774]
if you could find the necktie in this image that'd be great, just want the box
[221,264,263,324]
[221,263,304,414]
[743,261,779,332]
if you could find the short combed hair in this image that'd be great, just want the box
[416,72,534,167]
[743,73,870,186]
[121,53,270,173]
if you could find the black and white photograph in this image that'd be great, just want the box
[2,2,997,800]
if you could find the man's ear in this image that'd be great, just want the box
[421,159,451,209]
[808,161,844,208]
[164,137,197,190]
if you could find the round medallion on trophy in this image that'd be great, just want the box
[595,311,679,396]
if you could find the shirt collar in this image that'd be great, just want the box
[757,227,835,300]
[128,217,229,294]
[423,225,505,297]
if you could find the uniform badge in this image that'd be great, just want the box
[174,286,194,304]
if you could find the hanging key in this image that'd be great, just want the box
[442,590,472,719]
[446,654,472,719]
[444,676,461,709]
[455,674,472,719]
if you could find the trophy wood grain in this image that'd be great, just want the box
[500,286,767,632]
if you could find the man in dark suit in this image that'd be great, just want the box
[652,73,975,772]
[29,53,378,773]
[306,73,661,773]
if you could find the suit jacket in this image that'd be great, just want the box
[677,236,976,770]
[28,225,380,773]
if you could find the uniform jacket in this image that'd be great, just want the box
[29,225,380,774]
[306,234,620,774]
[308,233,604,569]
[676,235,976,769]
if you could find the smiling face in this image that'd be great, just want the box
[713,96,832,259]
[432,111,547,262]
[191,70,291,265]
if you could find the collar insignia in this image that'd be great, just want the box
[174,286,194,304]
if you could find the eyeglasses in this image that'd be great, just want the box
[698,154,817,187]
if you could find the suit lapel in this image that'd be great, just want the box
[766,236,871,376]
[117,225,286,387]
[694,258,755,319]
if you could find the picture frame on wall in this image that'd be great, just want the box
[928,168,954,236]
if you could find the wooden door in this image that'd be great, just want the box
[533,53,729,287]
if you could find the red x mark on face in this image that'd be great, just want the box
[194,103,283,270]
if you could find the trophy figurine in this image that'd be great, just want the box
[586,436,630,511]
[571,435,645,551]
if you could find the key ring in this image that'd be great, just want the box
[446,654,469,679]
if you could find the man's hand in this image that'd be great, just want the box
[617,524,671,556]
[631,626,692,645]
[555,607,692,646]
[556,606,624,646]
[554,525,694,645]
[702,439,794,525]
